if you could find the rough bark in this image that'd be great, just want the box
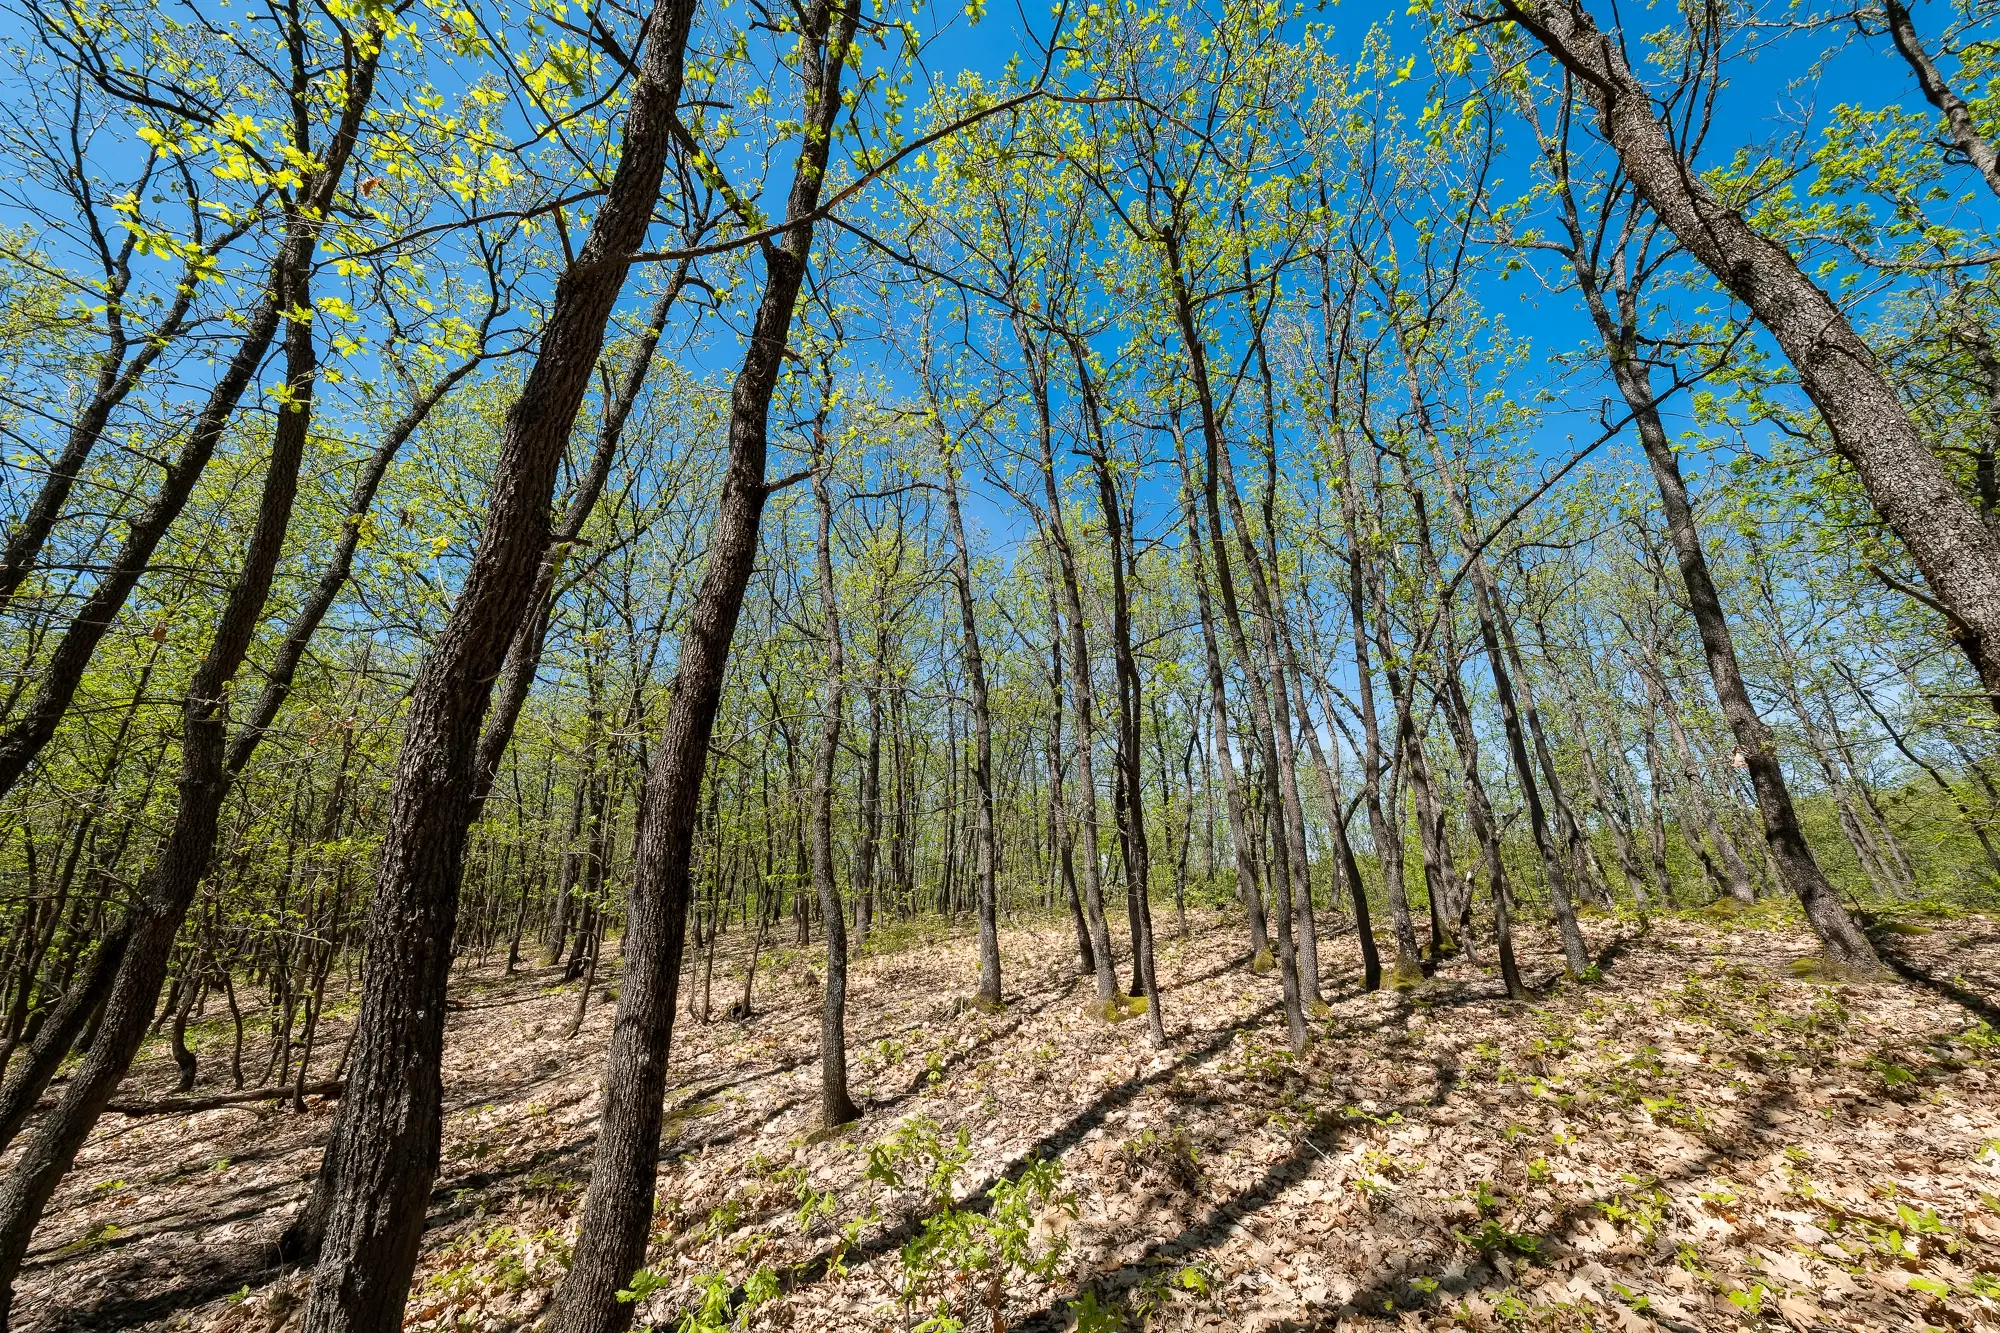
[540,5,856,1326]
[469,269,691,814]
[297,5,697,1326]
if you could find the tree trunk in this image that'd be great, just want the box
[0,177,330,1315]
[541,7,857,1327]
[939,450,1002,1009]
[294,6,696,1324]
[1161,229,1307,1049]
[1171,435,1273,969]
[1083,422,1166,1044]
[809,454,860,1128]
[1514,0,2000,715]
[470,269,693,814]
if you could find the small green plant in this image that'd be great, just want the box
[897,1156,1075,1326]
[665,1263,776,1333]
[672,1264,736,1328]
[794,1183,837,1232]
[1130,1264,1213,1322]
[1866,1052,1917,1091]
[1526,1157,1552,1185]
[824,1211,876,1280]
[1600,1177,1671,1242]
[699,1198,744,1242]
[866,1114,973,1205]
[1699,1179,1740,1211]
[1641,1093,1715,1136]
[617,1267,672,1305]
[1957,1022,2000,1052]
[51,1222,122,1259]
[1457,1219,1540,1257]
[1067,1289,1125,1332]
[1725,1282,1767,1316]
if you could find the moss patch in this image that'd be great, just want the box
[1084,994,1150,1023]
[1786,953,1889,984]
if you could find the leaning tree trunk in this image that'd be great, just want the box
[1513,0,2000,716]
[1162,229,1308,1049]
[1291,663,1383,990]
[1173,439,1274,970]
[1333,431,1422,983]
[0,282,282,801]
[0,223,244,606]
[1212,387,1323,1007]
[1883,0,2000,203]
[296,6,697,1328]
[1236,273,1327,1010]
[0,921,130,1154]
[1044,584,1096,978]
[0,209,325,1319]
[1566,251,1878,966]
[1419,397,1592,977]
[540,7,858,1329]
[469,267,693,815]
[1006,311,1119,1005]
[1086,433,1166,1044]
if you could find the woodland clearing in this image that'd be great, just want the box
[7,907,2000,1333]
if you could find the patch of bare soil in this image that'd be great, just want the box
[11,907,2000,1332]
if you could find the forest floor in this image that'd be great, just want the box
[10,901,2000,1332]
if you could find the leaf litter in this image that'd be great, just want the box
[8,907,2000,1332]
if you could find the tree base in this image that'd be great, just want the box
[805,1116,862,1145]
[1084,995,1149,1023]
[1787,953,1889,984]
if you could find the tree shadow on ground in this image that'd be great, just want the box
[741,999,1290,1319]
[1011,1020,1807,1333]
[1865,923,2000,1029]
